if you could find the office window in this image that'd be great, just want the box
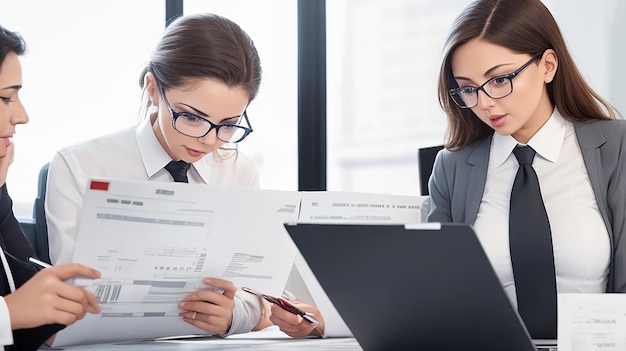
[326,0,626,196]
[0,1,164,216]
[326,0,471,196]
[1,0,299,217]
[2,0,624,216]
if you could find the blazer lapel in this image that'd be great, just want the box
[464,136,492,224]
[575,121,608,215]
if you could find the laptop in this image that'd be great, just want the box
[285,222,555,351]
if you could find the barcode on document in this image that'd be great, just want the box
[95,284,122,303]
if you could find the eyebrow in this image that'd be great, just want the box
[0,84,22,92]
[453,63,515,82]
[180,102,242,123]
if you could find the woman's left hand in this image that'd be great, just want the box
[269,300,324,338]
[178,277,236,334]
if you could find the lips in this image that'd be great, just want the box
[489,114,506,128]
[185,147,206,158]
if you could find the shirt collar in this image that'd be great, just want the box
[136,117,178,178]
[491,107,566,166]
[136,117,213,182]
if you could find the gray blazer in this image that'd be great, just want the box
[428,119,626,293]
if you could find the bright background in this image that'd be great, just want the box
[1,0,624,217]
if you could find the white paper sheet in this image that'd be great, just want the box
[52,179,301,347]
[299,191,429,223]
[558,293,626,350]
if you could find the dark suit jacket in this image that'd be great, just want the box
[0,184,63,351]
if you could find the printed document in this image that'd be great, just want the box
[299,191,429,223]
[52,179,301,346]
[52,179,428,346]
[558,293,626,350]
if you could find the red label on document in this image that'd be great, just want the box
[89,180,110,191]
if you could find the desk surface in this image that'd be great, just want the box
[40,326,361,350]
[44,337,362,350]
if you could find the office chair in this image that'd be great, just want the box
[417,145,444,196]
[18,218,37,249]
[33,162,50,263]
[17,163,51,263]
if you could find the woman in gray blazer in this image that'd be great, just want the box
[429,0,625,340]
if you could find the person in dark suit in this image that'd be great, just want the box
[0,25,101,350]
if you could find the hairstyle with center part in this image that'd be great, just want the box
[0,25,26,73]
[438,0,620,150]
[139,13,262,111]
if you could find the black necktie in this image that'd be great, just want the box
[164,160,190,183]
[509,146,557,339]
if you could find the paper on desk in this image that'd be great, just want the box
[52,179,301,347]
[299,191,429,223]
[558,293,626,350]
[294,191,429,337]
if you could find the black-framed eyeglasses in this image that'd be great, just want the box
[159,86,253,143]
[449,53,544,109]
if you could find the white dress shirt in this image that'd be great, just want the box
[45,117,260,335]
[0,297,12,346]
[473,108,610,306]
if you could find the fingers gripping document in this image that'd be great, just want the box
[52,179,302,347]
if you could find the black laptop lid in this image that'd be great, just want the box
[285,222,537,351]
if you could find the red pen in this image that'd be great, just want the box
[242,286,319,324]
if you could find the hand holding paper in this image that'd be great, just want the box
[178,277,235,334]
[4,263,101,330]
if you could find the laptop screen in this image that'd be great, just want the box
[286,222,541,351]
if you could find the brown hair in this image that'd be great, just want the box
[438,0,620,150]
[0,25,26,74]
[139,13,262,110]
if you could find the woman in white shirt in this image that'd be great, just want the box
[429,0,625,340]
[45,13,323,338]
[46,13,262,337]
